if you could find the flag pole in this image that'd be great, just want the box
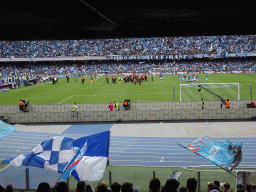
[55,139,87,185]
[177,143,247,185]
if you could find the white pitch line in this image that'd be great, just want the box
[58,95,73,104]
[0,164,11,172]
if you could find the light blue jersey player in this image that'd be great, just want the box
[178,75,181,82]
[206,75,208,82]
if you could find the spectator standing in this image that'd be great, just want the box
[149,178,161,192]
[96,182,108,192]
[77,181,86,192]
[111,182,121,192]
[109,102,114,111]
[121,182,133,192]
[186,178,197,192]
[5,184,13,192]
[56,181,69,192]
[165,179,179,192]
[37,182,51,192]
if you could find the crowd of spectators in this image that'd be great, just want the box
[1,177,256,192]
[1,58,256,78]
[0,35,255,58]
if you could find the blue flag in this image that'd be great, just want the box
[180,136,242,172]
[1,136,77,173]
[61,138,87,181]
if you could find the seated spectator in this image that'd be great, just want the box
[5,184,13,192]
[37,182,51,192]
[149,178,161,192]
[77,181,86,192]
[186,178,197,192]
[121,182,133,192]
[56,181,69,192]
[111,182,121,192]
[165,179,180,192]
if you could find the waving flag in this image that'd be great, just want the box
[71,131,110,182]
[178,136,242,172]
[2,131,110,182]
[61,138,87,181]
[1,136,77,173]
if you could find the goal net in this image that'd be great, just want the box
[180,83,240,101]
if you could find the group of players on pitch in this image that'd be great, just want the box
[63,74,154,85]
[105,74,152,85]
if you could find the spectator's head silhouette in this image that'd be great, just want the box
[165,179,180,192]
[121,182,133,192]
[56,181,69,192]
[111,182,121,192]
[186,178,197,192]
[37,182,51,192]
[6,184,13,192]
[77,181,86,192]
[149,178,161,192]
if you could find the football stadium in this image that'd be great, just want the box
[1,4,256,192]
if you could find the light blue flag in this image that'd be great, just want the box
[181,136,242,172]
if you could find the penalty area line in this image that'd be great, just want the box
[58,95,74,104]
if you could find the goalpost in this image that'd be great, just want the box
[180,83,240,101]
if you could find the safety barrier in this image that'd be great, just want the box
[4,108,256,124]
[0,100,252,113]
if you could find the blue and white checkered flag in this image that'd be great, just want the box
[1,136,77,173]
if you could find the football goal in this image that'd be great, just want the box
[180,83,240,101]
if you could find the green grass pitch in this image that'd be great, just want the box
[67,166,252,192]
[0,73,255,105]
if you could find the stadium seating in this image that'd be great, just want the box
[0,35,255,58]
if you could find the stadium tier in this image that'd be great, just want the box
[0,35,255,58]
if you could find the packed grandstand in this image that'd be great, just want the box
[0,35,255,58]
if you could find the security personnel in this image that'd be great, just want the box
[73,103,78,111]
[201,98,204,109]
[114,102,119,111]
[19,100,25,112]
[225,99,230,108]
[123,100,128,108]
